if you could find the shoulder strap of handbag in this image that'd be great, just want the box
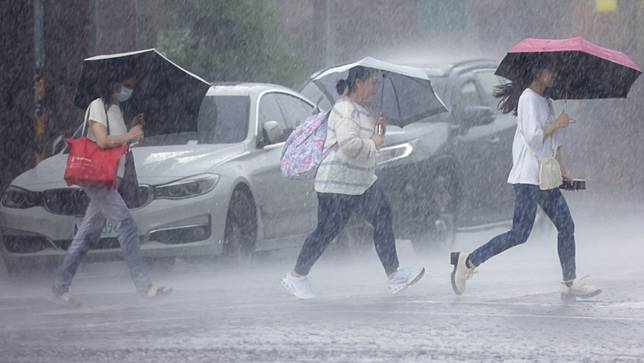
[81,99,111,137]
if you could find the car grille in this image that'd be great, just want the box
[54,238,121,250]
[3,235,123,253]
[42,186,153,215]
[42,188,90,215]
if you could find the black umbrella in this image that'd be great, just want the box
[496,37,641,99]
[311,57,447,127]
[74,48,211,136]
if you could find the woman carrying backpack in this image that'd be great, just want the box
[449,64,601,301]
[281,66,425,299]
[52,70,172,305]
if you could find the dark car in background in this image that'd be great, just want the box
[300,59,516,251]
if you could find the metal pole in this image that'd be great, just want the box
[324,0,333,65]
[33,0,46,164]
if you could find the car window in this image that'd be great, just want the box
[258,93,288,145]
[475,70,506,108]
[132,95,249,146]
[459,81,485,108]
[274,93,314,136]
[196,95,249,144]
[300,81,332,111]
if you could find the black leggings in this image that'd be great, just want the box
[294,181,400,276]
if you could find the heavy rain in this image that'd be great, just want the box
[1,1,643,362]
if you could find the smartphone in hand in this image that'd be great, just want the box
[132,113,145,127]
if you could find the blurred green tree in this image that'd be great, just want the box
[143,0,307,88]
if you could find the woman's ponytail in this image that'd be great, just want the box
[336,79,348,95]
[336,66,374,96]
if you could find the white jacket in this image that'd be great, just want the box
[314,98,377,195]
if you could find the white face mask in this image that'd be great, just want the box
[116,86,133,102]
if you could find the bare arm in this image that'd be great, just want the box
[544,112,571,138]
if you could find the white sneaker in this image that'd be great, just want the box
[450,252,476,295]
[388,267,425,295]
[280,273,315,300]
[50,290,82,307]
[561,276,602,301]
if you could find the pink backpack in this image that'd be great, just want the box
[280,110,333,179]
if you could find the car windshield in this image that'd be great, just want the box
[136,95,250,146]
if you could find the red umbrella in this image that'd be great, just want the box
[496,37,641,99]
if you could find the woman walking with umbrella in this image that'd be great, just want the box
[52,68,172,305]
[280,66,425,299]
[450,38,640,301]
[449,61,603,301]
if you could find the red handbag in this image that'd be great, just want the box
[64,101,128,188]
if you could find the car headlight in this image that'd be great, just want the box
[154,174,220,200]
[1,186,43,209]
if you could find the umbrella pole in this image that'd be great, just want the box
[379,73,385,112]
[389,76,403,125]
[563,99,577,123]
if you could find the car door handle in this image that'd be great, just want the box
[489,136,500,144]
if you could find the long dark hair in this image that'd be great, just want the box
[495,79,529,115]
[495,64,552,115]
[336,66,375,96]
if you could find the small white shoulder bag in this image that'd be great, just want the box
[521,130,562,190]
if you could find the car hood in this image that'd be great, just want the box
[10,144,247,190]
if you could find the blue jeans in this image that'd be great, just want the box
[294,181,400,276]
[53,187,152,295]
[468,184,576,281]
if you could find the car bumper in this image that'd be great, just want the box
[0,187,231,266]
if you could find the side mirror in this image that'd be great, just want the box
[262,121,285,145]
[51,135,66,155]
[462,106,495,127]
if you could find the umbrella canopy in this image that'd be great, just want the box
[496,37,641,99]
[311,57,447,127]
[74,49,211,136]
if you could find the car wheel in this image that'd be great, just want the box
[411,172,457,252]
[222,187,257,263]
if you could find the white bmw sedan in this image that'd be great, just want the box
[0,83,320,272]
